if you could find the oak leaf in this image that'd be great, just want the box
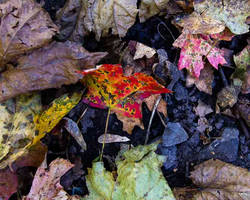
[0,0,58,68]
[78,64,171,133]
[173,33,227,78]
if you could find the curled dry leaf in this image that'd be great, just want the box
[24,158,74,200]
[133,42,156,60]
[174,159,250,200]
[173,33,226,78]
[194,0,250,35]
[0,0,58,68]
[98,133,130,144]
[0,93,42,169]
[0,41,107,102]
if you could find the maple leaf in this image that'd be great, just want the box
[78,64,170,130]
[173,33,227,78]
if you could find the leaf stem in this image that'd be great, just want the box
[100,107,111,161]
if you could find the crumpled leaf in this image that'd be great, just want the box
[173,159,250,200]
[78,64,170,133]
[24,158,74,200]
[0,93,42,169]
[194,0,250,35]
[139,0,170,22]
[186,63,214,94]
[0,168,18,200]
[0,41,107,102]
[173,33,227,78]
[232,45,250,94]
[33,92,82,145]
[84,141,175,200]
[0,0,58,68]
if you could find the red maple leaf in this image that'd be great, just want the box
[173,33,227,78]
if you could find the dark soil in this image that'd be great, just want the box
[10,0,250,198]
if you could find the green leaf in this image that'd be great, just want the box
[83,141,175,200]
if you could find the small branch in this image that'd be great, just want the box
[77,107,88,124]
[145,95,162,144]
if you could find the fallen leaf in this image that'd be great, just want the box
[237,96,250,127]
[24,158,74,200]
[232,45,250,94]
[134,42,156,60]
[84,141,175,200]
[194,0,250,35]
[173,33,226,78]
[210,28,235,41]
[63,117,87,151]
[0,41,107,102]
[139,0,170,23]
[186,63,214,94]
[194,100,213,118]
[0,0,58,68]
[78,64,170,133]
[0,93,42,169]
[174,159,250,200]
[0,167,18,200]
[33,92,82,145]
[98,133,130,143]
[143,94,167,117]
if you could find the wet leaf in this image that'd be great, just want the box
[174,159,250,200]
[84,142,175,200]
[0,0,58,68]
[33,92,82,145]
[0,93,42,169]
[24,158,74,200]
[194,0,250,35]
[0,41,107,102]
[78,64,170,133]
[173,33,227,78]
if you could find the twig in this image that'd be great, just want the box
[157,110,167,128]
[145,95,162,144]
[77,107,88,124]
[100,107,111,161]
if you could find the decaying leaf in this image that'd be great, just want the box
[24,158,74,200]
[0,167,18,200]
[33,92,82,145]
[173,33,226,78]
[0,0,58,68]
[0,41,107,102]
[84,141,175,200]
[133,42,156,60]
[194,0,250,35]
[98,133,130,143]
[174,159,250,200]
[194,100,213,118]
[0,93,42,169]
[139,0,170,22]
[186,63,214,94]
[232,45,250,94]
[143,94,167,117]
[78,64,170,133]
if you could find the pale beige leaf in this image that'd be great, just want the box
[134,42,156,60]
[98,134,130,143]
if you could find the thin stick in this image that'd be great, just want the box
[100,107,111,161]
[157,110,167,128]
[145,95,162,144]
[77,107,88,124]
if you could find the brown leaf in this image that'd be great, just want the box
[0,0,58,68]
[143,94,167,117]
[116,113,144,134]
[174,159,250,200]
[186,64,214,95]
[0,167,18,200]
[0,41,107,102]
[24,158,74,200]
